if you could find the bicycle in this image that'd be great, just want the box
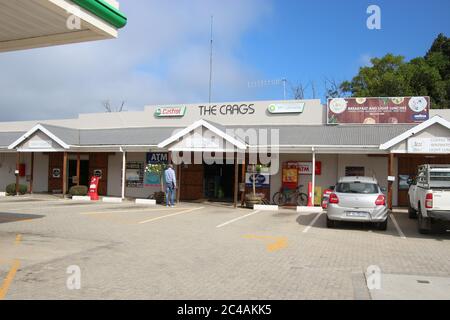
[272,185,308,206]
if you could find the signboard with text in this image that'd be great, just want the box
[155,106,186,117]
[285,161,322,175]
[408,137,450,154]
[327,97,430,124]
[245,173,270,189]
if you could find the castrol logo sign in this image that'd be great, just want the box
[155,106,186,117]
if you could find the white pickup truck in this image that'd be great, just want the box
[408,164,450,234]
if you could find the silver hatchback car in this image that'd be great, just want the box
[327,176,389,230]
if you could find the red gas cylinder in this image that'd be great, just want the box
[88,176,100,201]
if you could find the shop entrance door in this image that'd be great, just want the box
[180,164,204,200]
[68,160,89,188]
[204,164,236,202]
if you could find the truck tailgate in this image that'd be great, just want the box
[433,190,450,210]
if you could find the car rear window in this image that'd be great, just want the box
[335,182,379,194]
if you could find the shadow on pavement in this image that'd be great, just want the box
[0,212,44,224]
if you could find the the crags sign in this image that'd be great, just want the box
[199,103,255,116]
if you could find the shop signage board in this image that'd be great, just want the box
[245,173,270,189]
[407,137,450,154]
[267,102,305,114]
[285,161,322,175]
[155,106,186,117]
[327,97,430,124]
[146,152,169,164]
[282,168,298,190]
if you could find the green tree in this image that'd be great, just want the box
[340,34,450,109]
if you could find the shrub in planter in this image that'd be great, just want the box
[153,191,166,204]
[69,185,88,196]
[245,193,263,209]
[6,183,27,195]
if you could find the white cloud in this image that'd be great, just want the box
[0,0,272,121]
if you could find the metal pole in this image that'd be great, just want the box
[208,15,214,104]
[121,148,126,200]
[312,147,316,207]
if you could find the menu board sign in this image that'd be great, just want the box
[327,97,430,124]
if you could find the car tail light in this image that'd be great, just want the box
[329,193,339,204]
[375,195,386,206]
[425,193,433,209]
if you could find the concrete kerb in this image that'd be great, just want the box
[297,206,324,214]
[102,197,123,203]
[72,196,91,201]
[135,199,157,206]
[253,205,279,211]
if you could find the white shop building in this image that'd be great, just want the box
[0,98,449,208]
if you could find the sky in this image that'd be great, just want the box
[0,0,449,121]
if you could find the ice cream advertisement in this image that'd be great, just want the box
[327,97,430,124]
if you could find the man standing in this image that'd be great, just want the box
[164,164,177,207]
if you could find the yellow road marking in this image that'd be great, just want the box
[139,207,204,224]
[244,235,288,252]
[0,234,22,300]
[0,260,20,300]
[14,234,21,245]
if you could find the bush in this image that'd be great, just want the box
[69,185,88,196]
[6,183,28,195]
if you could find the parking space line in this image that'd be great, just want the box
[390,213,407,239]
[81,207,175,215]
[302,212,323,233]
[139,207,204,224]
[216,210,261,228]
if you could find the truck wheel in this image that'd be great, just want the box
[418,208,431,234]
[377,219,388,231]
[408,204,417,219]
[326,216,335,228]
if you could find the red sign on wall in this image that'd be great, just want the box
[285,161,322,175]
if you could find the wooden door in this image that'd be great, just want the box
[180,164,204,200]
[48,153,63,193]
[398,155,450,206]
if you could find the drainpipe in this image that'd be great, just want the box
[120,147,126,200]
[312,147,316,207]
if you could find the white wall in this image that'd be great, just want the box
[269,153,339,202]
[32,153,48,192]
[269,153,399,206]
[107,152,161,198]
[0,153,17,191]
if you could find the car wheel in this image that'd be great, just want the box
[377,219,388,231]
[326,216,335,228]
[418,207,430,234]
[408,203,417,219]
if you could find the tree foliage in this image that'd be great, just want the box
[340,34,450,109]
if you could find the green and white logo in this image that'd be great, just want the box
[268,103,305,114]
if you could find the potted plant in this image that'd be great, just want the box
[245,164,263,208]
[145,163,166,204]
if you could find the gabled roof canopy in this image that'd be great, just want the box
[8,124,71,150]
[380,116,450,150]
[157,119,247,151]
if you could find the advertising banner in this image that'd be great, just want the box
[282,168,298,190]
[327,97,430,124]
[245,173,270,189]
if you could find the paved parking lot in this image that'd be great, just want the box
[0,195,449,300]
